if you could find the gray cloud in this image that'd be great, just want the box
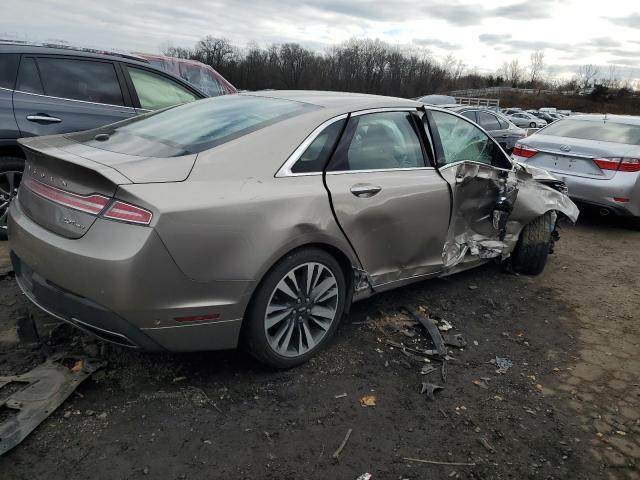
[412,37,461,50]
[608,13,640,29]
[479,33,571,51]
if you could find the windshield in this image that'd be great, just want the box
[538,118,640,146]
[67,95,319,157]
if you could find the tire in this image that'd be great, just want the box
[0,156,25,241]
[244,247,347,368]
[529,122,536,128]
[511,212,554,275]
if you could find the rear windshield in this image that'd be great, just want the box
[67,95,319,157]
[539,118,640,146]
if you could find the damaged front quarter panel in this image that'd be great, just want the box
[441,161,579,271]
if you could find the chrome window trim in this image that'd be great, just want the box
[350,106,419,116]
[10,88,138,110]
[275,114,348,178]
[326,166,435,175]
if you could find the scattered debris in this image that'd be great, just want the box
[355,474,372,480]
[172,376,187,383]
[420,382,444,401]
[495,356,513,373]
[0,355,104,456]
[472,379,488,390]
[420,365,438,375]
[404,457,476,466]
[402,306,447,357]
[443,333,467,348]
[478,436,496,453]
[438,320,454,332]
[332,428,353,459]
[181,387,212,407]
[334,393,347,399]
[359,395,377,407]
[468,285,478,290]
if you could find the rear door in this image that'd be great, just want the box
[425,110,519,266]
[324,109,451,287]
[13,55,137,138]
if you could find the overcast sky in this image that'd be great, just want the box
[2,0,639,82]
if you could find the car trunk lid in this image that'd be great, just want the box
[516,135,633,179]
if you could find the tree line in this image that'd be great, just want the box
[162,36,637,99]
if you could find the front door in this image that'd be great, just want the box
[325,110,451,288]
[426,110,519,267]
[13,56,137,138]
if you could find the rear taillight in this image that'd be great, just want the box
[23,177,152,225]
[512,145,538,158]
[23,177,109,214]
[103,201,153,225]
[594,158,640,173]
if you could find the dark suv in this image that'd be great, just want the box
[0,42,208,238]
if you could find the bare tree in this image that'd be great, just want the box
[193,36,236,70]
[579,64,599,89]
[507,59,524,87]
[528,50,545,86]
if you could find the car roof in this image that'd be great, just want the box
[247,90,421,111]
[568,114,640,125]
[0,42,152,66]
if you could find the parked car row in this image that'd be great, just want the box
[0,41,237,238]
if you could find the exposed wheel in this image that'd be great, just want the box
[0,157,24,241]
[529,121,536,128]
[244,248,346,368]
[511,212,554,275]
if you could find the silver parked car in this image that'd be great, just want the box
[9,91,578,368]
[512,114,640,219]
[508,111,547,129]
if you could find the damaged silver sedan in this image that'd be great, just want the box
[8,91,578,368]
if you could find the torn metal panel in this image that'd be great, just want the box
[402,306,447,358]
[0,355,103,456]
[440,160,579,271]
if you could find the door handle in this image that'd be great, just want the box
[350,184,382,198]
[26,114,62,124]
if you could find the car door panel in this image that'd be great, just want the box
[326,169,451,287]
[13,56,137,138]
[426,110,519,268]
[324,111,451,287]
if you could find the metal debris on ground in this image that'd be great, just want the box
[403,457,476,466]
[332,428,353,459]
[401,306,447,357]
[334,393,347,399]
[472,379,489,389]
[478,436,496,453]
[443,333,467,348]
[495,356,513,373]
[420,382,444,401]
[359,395,376,407]
[355,474,372,480]
[420,365,438,375]
[0,355,104,456]
[438,319,454,332]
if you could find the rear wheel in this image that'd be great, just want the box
[0,157,24,241]
[244,248,346,368]
[511,212,554,275]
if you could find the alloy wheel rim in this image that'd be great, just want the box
[264,262,339,358]
[0,171,22,232]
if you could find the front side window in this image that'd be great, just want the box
[16,57,44,95]
[478,112,502,131]
[127,67,198,110]
[329,111,424,171]
[291,119,345,173]
[36,58,124,105]
[430,110,510,168]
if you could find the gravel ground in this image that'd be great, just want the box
[0,211,638,480]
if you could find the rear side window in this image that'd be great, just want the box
[329,111,425,171]
[0,54,19,89]
[127,67,198,110]
[538,119,640,146]
[36,58,124,105]
[291,119,345,173]
[67,95,320,157]
[460,110,477,123]
[16,57,44,94]
[497,116,510,129]
[478,112,502,131]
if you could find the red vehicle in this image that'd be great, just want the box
[137,53,237,97]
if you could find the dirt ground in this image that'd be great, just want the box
[0,211,638,480]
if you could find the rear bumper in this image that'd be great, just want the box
[8,199,254,351]
[548,171,640,217]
